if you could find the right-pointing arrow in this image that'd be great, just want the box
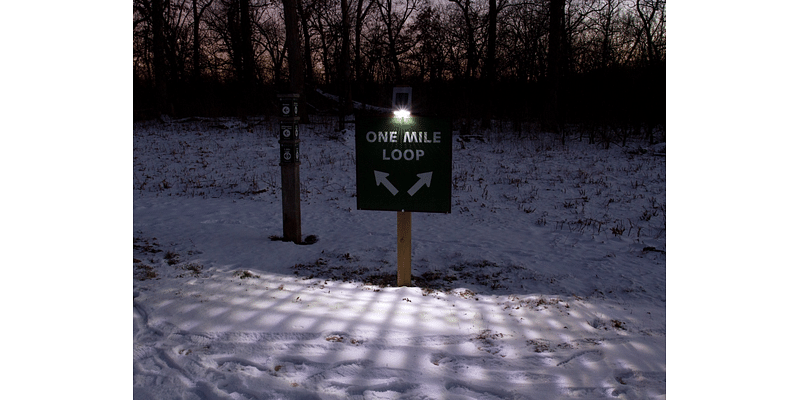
[374,170,399,195]
[408,172,433,196]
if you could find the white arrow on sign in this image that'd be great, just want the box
[374,171,398,196]
[408,172,433,196]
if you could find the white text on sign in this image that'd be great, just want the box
[366,131,442,161]
[366,131,442,144]
[383,148,425,161]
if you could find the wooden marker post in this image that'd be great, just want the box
[278,94,302,244]
[281,163,302,243]
[397,211,412,286]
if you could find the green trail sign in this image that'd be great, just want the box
[356,116,452,213]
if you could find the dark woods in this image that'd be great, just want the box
[134,0,665,132]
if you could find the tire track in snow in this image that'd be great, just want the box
[556,349,605,367]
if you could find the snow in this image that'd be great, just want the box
[133,116,666,399]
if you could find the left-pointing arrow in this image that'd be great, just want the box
[374,171,399,195]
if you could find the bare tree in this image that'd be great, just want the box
[340,0,353,118]
[498,1,548,82]
[596,0,621,68]
[481,0,512,127]
[447,0,480,79]
[484,0,513,83]
[546,0,565,133]
[635,0,665,66]
[379,0,401,82]
[152,0,170,114]
[134,0,153,82]
[254,6,287,83]
[239,0,256,86]
[306,0,341,85]
[376,0,418,83]
[353,0,376,84]
[219,0,255,85]
[409,1,446,81]
[135,0,193,115]
[297,0,316,85]
[192,0,214,82]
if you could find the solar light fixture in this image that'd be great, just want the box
[393,109,411,119]
[392,86,412,122]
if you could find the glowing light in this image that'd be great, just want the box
[393,109,410,119]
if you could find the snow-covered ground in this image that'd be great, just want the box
[133,116,666,399]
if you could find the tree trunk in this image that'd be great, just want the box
[240,0,255,86]
[481,0,498,129]
[297,0,315,85]
[484,0,497,83]
[152,0,170,115]
[600,0,614,69]
[464,2,477,79]
[383,0,402,83]
[317,14,331,85]
[354,0,366,84]
[448,0,477,79]
[546,0,565,134]
[192,0,201,82]
[340,0,353,122]
[636,0,661,66]
[227,4,243,82]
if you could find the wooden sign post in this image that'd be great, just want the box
[354,87,451,286]
[397,211,412,286]
[278,94,302,244]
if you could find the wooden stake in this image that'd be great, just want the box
[397,211,412,286]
